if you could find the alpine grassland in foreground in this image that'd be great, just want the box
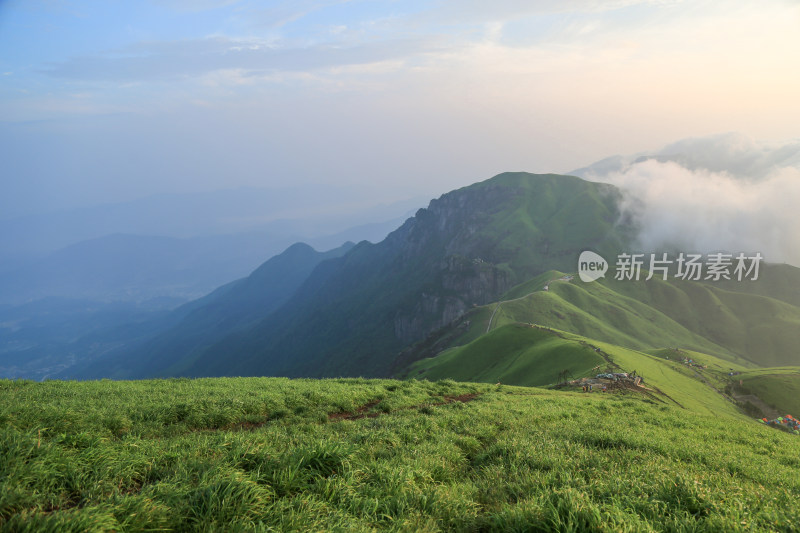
[2,378,799,531]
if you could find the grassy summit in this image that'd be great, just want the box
[406,324,606,387]
[2,377,799,531]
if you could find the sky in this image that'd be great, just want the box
[1,0,799,220]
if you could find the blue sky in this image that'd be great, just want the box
[1,0,799,218]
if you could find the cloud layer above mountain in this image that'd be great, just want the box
[576,133,800,266]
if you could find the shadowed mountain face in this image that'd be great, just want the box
[62,241,355,379]
[98,172,633,379]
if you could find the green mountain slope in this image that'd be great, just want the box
[734,368,800,416]
[398,261,800,420]
[403,264,800,373]
[565,335,741,417]
[405,323,605,387]
[405,321,745,417]
[599,265,800,367]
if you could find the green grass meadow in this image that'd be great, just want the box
[736,368,800,416]
[421,271,800,373]
[407,324,606,387]
[2,377,800,531]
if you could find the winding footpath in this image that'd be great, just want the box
[486,275,573,333]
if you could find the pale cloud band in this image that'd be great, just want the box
[579,134,800,267]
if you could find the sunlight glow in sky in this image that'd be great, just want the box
[1,0,799,217]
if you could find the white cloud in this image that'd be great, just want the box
[655,133,800,179]
[583,135,800,266]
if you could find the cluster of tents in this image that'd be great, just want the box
[759,415,800,435]
[595,372,643,384]
[566,371,645,392]
[596,372,629,380]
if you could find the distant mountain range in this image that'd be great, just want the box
[0,185,424,259]
[0,215,406,305]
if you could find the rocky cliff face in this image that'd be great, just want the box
[393,255,511,343]
[389,184,521,343]
[392,182,516,257]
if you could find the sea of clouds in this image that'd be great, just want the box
[574,133,800,267]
